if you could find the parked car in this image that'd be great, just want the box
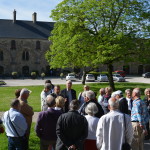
[97,74,108,82]
[142,72,150,78]
[0,80,6,85]
[86,74,95,82]
[113,74,125,82]
[66,74,77,81]
[114,70,126,77]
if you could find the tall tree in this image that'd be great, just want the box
[46,0,150,90]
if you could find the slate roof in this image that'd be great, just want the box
[0,19,54,39]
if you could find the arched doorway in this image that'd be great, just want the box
[0,66,4,75]
[138,65,143,75]
[22,66,29,77]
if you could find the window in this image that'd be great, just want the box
[0,51,3,61]
[22,51,29,61]
[36,41,41,49]
[11,40,16,49]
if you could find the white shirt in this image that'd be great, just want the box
[40,90,52,111]
[85,115,99,140]
[96,110,133,150]
[126,97,132,111]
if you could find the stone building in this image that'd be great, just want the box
[0,10,54,77]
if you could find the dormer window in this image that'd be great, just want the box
[11,40,16,50]
[36,41,41,50]
[22,51,29,61]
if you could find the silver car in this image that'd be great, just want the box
[66,74,77,81]
[113,74,125,82]
[97,74,108,82]
[86,74,95,82]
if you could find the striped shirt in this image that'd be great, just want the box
[131,98,147,128]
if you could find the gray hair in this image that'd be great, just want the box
[108,98,119,109]
[46,95,55,107]
[44,83,51,90]
[69,100,79,110]
[66,80,72,84]
[20,88,31,96]
[125,89,131,94]
[86,90,95,100]
[111,92,117,98]
[85,102,98,116]
[133,88,141,96]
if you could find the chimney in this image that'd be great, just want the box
[32,12,37,23]
[13,9,16,23]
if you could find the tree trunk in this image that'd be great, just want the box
[82,68,86,85]
[107,64,115,91]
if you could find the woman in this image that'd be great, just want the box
[84,102,99,150]
[54,96,65,112]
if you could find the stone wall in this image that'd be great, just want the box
[0,38,50,76]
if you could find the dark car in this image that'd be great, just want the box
[0,80,6,85]
[142,72,150,78]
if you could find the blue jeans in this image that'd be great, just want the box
[8,136,28,150]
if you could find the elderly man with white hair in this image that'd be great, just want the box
[79,90,104,118]
[96,97,133,150]
[18,88,34,149]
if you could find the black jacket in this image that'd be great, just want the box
[119,97,129,114]
[79,99,104,118]
[61,89,76,112]
[56,110,88,150]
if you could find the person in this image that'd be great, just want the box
[97,88,105,105]
[78,85,90,107]
[35,95,62,150]
[115,90,128,114]
[2,99,27,150]
[61,80,76,112]
[41,83,52,111]
[96,97,133,150]
[56,100,88,150]
[45,80,54,92]
[15,89,22,98]
[18,88,34,149]
[79,90,104,118]
[55,96,65,112]
[84,103,99,150]
[125,89,133,115]
[143,88,150,140]
[131,88,149,150]
[101,87,112,114]
[51,85,63,98]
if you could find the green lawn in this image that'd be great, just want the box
[0,82,150,149]
[0,82,150,111]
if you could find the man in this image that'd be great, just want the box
[3,99,27,150]
[35,95,62,150]
[125,89,133,115]
[115,90,128,114]
[96,98,133,150]
[45,80,55,92]
[18,88,34,149]
[61,80,76,112]
[78,85,90,106]
[51,85,63,98]
[131,88,148,150]
[41,83,53,111]
[56,100,88,150]
[79,90,104,118]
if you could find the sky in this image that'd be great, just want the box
[0,0,63,22]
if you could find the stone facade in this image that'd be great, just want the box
[0,38,50,76]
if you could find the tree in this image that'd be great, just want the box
[46,0,150,90]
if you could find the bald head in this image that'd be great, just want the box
[108,97,119,110]
[46,95,56,107]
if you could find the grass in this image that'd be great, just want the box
[0,82,150,149]
[0,82,150,111]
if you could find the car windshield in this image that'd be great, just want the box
[87,75,94,77]
[116,74,121,77]
[101,74,106,76]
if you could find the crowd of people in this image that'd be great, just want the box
[0,79,150,150]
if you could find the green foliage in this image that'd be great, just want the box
[11,72,18,76]
[46,0,150,89]
[41,73,45,77]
